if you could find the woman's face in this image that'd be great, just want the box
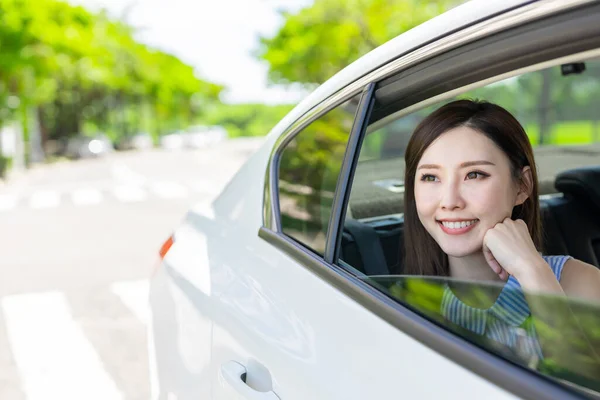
[414,126,529,257]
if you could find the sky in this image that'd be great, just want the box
[68,0,312,104]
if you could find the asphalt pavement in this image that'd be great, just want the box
[0,137,264,400]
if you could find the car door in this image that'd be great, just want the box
[207,2,600,400]
[208,92,517,400]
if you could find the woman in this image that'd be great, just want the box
[403,99,600,367]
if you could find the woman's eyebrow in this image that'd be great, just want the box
[417,160,495,170]
[417,164,439,170]
[460,160,495,167]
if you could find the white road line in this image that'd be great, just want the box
[0,194,18,211]
[1,292,123,400]
[110,280,150,326]
[29,190,60,209]
[113,185,147,203]
[151,182,188,199]
[110,164,147,186]
[72,188,103,206]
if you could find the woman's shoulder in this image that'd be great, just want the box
[553,256,600,301]
[540,255,571,279]
[541,254,572,264]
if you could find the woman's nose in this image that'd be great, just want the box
[440,181,465,210]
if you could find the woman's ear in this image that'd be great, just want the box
[515,166,533,206]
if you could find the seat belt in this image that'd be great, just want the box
[343,219,390,276]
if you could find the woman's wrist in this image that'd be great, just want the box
[513,258,563,294]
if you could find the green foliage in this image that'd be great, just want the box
[259,0,462,85]
[0,154,12,177]
[461,61,600,145]
[197,103,295,138]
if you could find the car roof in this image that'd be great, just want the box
[268,0,531,139]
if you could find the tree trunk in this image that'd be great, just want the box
[37,107,49,149]
[538,69,553,145]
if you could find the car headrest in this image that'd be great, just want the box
[555,166,600,210]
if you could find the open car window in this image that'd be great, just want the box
[350,56,600,220]
[338,53,600,396]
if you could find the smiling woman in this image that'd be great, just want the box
[405,100,541,278]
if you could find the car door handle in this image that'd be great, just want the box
[220,360,280,400]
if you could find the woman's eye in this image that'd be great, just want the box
[421,174,438,182]
[466,171,488,180]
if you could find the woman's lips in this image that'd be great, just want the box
[437,219,479,235]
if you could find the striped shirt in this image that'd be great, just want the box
[441,255,571,361]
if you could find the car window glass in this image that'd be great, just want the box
[278,95,360,254]
[371,275,600,394]
[338,56,600,395]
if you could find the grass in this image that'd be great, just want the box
[525,120,600,145]
[362,120,600,159]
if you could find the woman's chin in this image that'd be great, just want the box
[439,243,483,258]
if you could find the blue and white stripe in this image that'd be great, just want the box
[441,255,570,360]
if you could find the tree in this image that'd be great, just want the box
[258,0,462,86]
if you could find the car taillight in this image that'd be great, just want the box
[159,235,174,260]
[153,235,174,277]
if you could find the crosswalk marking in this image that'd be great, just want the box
[151,182,188,199]
[110,280,150,326]
[72,188,103,206]
[29,190,60,209]
[110,164,147,186]
[112,185,147,203]
[0,194,17,211]
[1,291,123,400]
[0,179,220,210]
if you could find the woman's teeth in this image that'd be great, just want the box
[441,220,478,229]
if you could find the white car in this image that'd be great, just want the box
[117,132,154,151]
[64,134,114,159]
[149,1,600,399]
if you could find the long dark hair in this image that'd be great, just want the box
[403,99,541,276]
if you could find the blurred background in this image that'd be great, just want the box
[0,0,487,399]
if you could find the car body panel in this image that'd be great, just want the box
[208,220,518,399]
[149,263,213,399]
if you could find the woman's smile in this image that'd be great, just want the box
[437,219,480,235]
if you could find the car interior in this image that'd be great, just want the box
[339,60,600,277]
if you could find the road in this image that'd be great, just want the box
[0,138,264,400]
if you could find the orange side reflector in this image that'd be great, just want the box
[159,235,174,259]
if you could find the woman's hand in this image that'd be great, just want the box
[482,218,550,283]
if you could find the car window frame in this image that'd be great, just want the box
[260,1,600,399]
[273,90,368,255]
[262,86,365,233]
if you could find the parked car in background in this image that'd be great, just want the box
[159,130,185,151]
[115,132,154,151]
[64,134,113,159]
[184,125,228,149]
[149,1,600,399]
